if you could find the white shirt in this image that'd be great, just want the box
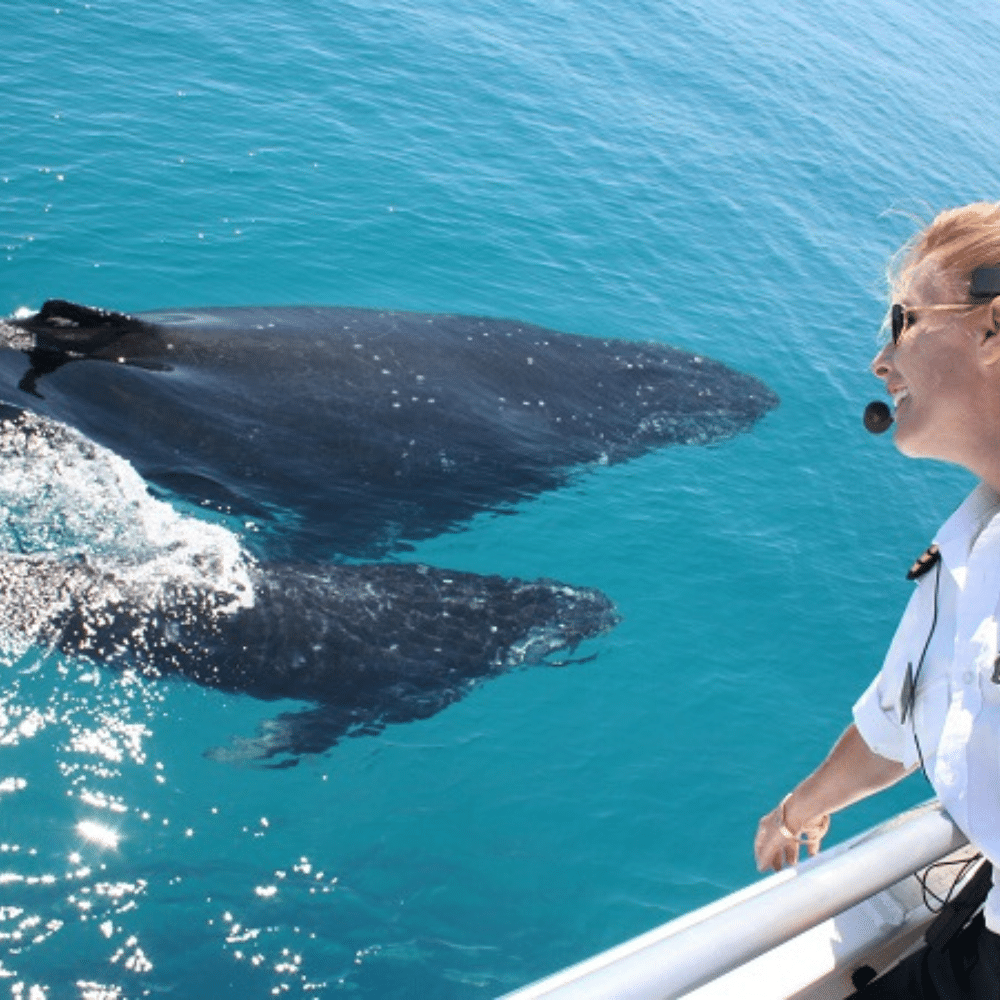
[853,483,1000,932]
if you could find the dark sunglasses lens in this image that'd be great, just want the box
[891,304,904,344]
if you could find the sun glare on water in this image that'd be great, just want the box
[75,821,120,851]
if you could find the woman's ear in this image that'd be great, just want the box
[983,297,1000,364]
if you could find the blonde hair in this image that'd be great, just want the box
[893,202,1000,297]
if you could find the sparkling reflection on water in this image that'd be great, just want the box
[0,656,348,996]
[0,415,348,996]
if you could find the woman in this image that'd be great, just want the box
[754,202,1000,998]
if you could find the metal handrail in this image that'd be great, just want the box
[499,802,968,1000]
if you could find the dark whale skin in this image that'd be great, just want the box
[28,553,617,766]
[1,300,779,557]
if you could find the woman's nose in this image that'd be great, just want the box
[870,342,892,377]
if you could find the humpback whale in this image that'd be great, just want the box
[13,551,615,766]
[0,302,777,763]
[0,301,778,557]
[0,407,616,766]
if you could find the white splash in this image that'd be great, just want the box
[0,410,256,657]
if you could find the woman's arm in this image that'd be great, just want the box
[754,723,912,872]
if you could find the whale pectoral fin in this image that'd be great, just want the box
[18,348,72,397]
[203,703,385,768]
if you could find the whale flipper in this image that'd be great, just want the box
[205,704,387,768]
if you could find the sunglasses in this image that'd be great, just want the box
[890,302,980,345]
[889,266,1000,346]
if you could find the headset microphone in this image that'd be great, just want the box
[863,400,894,435]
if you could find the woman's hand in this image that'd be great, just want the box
[752,725,909,874]
[754,795,830,872]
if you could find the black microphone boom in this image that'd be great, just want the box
[863,400,894,435]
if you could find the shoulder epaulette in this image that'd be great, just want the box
[906,544,941,581]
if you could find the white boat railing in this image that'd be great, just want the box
[499,802,970,1000]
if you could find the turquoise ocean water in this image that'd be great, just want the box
[3,1,1000,996]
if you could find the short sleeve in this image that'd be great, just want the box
[852,672,916,768]
[851,585,931,771]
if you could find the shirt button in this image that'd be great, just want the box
[963,671,974,684]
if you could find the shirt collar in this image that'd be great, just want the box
[934,482,1000,589]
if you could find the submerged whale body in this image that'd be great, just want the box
[0,407,616,766]
[0,301,779,557]
[29,554,615,766]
